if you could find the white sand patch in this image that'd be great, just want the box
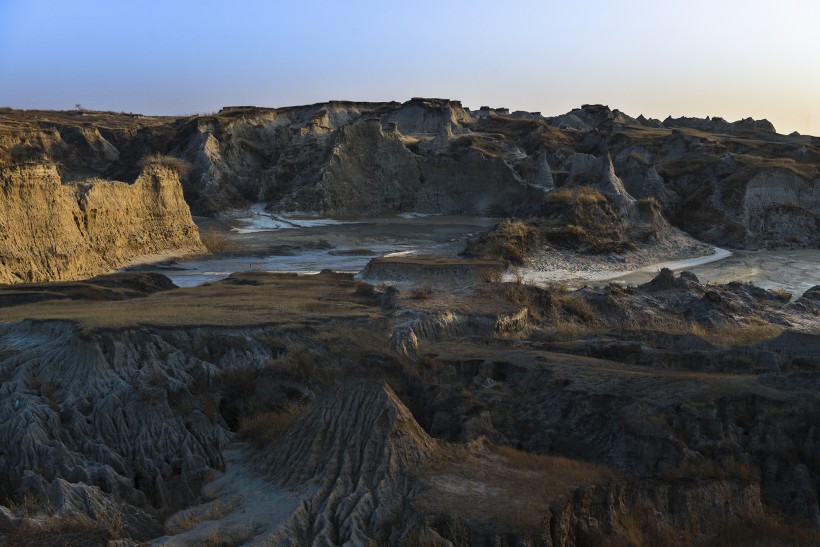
[507,247,730,287]
[225,204,359,233]
[383,250,417,257]
[505,246,820,296]
[614,247,732,279]
[399,212,437,219]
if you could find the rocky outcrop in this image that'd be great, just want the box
[0,271,817,544]
[0,161,204,283]
[0,321,236,538]
[2,100,818,256]
[259,381,438,545]
[564,152,635,206]
[742,169,820,247]
[179,99,549,216]
[387,97,473,135]
[319,118,422,214]
[663,115,776,134]
[613,146,677,205]
[546,104,640,131]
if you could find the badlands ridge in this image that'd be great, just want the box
[1,99,818,283]
[0,100,818,546]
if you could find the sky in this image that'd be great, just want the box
[1,0,818,135]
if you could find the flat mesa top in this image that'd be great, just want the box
[0,271,382,330]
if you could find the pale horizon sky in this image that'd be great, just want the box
[1,0,818,135]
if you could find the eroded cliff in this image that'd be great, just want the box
[0,161,204,283]
[2,101,817,251]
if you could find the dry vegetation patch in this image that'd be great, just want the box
[704,519,820,547]
[164,496,242,535]
[540,186,637,253]
[463,219,540,265]
[199,230,241,254]
[466,184,648,263]
[500,278,788,347]
[0,497,123,547]
[545,185,607,206]
[627,316,784,348]
[238,404,303,449]
[0,272,383,330]
[417,441,610,536]
[139,153,192,177]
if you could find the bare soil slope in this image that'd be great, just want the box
[0,270,817,545]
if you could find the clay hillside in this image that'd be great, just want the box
[1,101,818,281]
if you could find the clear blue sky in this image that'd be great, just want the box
[1,0,818,135]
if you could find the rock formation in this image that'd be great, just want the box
[742,169,820,247]
[180,99,548,217]
[2,101,817,252]
[0,271,817,545]
[0,160,204,283]
[0,99,818,546]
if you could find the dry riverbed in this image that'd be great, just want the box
[127,208,820,297]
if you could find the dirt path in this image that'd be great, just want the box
[152,445,304,546]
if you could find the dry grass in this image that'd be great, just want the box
[539,186,638,253]
[278,350,314,380]
[397,526,450,547]
[770,288,792,300]
[139,153,191,177]
[0,497,123,546]
[410,287,432,300]
[630,316,783,348]
[506,281,785,346]
[1,517,108,547]
[198,527,255,547]
[501,276,786,347]
[0,272,383,330]
[0,108,176,132]
[238,404,301,449]
[505,283,602,340]
[545,185,607,206]
[165,497,241,534]
[463,219,540,265]
[199,231,240,254]
[710,323,783,346]
[489,444,607,482]
[439,516,470,546]
[418,442,609,537]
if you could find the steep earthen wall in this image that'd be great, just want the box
[742,169,820,245]
[0,163,204,283]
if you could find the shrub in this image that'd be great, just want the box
[199,231,239,254]
[238,404,300,448]
[272,350,316,383]
[545,186,607,206]
[410,287,432,299]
